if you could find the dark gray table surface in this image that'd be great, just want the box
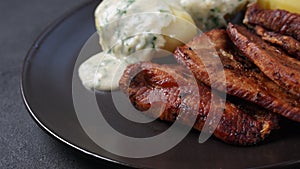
[0,0,125,168]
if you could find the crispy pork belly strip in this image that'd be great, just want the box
[227,23,300,98]
[119,62,279,145]
[174,29,300,122]
[255,26,300,60]
[244,4,300,42]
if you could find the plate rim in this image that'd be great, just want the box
[20,1,300,168]
[20,1,139,168]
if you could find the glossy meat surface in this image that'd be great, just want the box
[244,4,300,42]
[255,25,300,60]
[227,23,300,97]
[174,28,300,122]
[119,62,279,145]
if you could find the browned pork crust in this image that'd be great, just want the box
[244,4,300,42]
[119,62,279,145]
[227,23,300,97]
[255,25,300,60]
[174,28,300,122]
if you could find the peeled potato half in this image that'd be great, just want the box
[258,0,300,14]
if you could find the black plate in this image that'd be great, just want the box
[21,1,300,168]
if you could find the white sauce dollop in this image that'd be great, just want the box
[79,0,197,90]
[95,0,174,57]
[180,0,251,31]
[79,53,128,90]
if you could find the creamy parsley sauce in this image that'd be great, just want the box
[95,0,174,57]
[180,0,251,31]
[79,0,196,91]
[78,53,128,90]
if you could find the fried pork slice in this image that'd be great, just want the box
[119,62,279,145]
[227,23,300,98]
[174,29,300,122]
[244,3,300,42]
[255,26,300,60]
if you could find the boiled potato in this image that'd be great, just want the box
[258,0,300,14]
[162,6,197,52]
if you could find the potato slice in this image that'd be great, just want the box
[258,0,300,14]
